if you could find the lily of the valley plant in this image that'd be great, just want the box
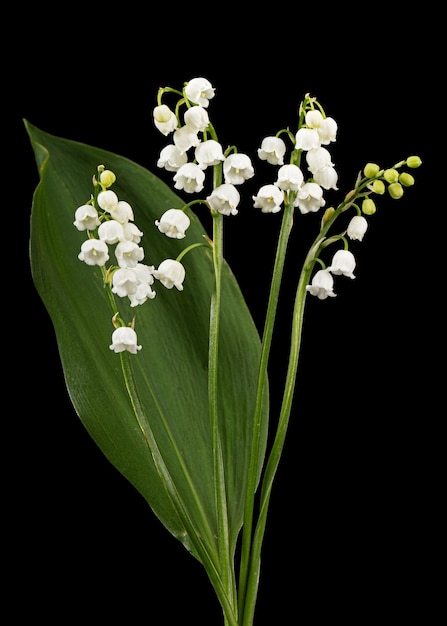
[27,77,421,626]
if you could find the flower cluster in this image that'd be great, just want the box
[73,165,188,353]
[304,155,422,299]
[154,77,255,216]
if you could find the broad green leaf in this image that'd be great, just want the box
[26,121,269,565]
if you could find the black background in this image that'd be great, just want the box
[8,8,440,625]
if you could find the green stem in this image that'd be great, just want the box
[208,163,237,624]
[238,200,295,620]
[241,208,345,626]
[119,351,239,626]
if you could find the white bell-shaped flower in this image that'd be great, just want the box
[327,249,356,279]
[173,163,205,194]
[111,267,139,297]
[306,147,333,173]
[253,184,284,213]
[173,125,200,153]
[305,110,338,144]
[115,240,145,268]
[157,144,188,172]
[184,106,210,132]
[223,153,254,185]
[97,190,119,214]
[347,215,368,241]
[295,127,320,151]
[306,269,336,299]
[257,136,286,165]
[195,140,225,170]
[206,183,240,216]
[109,326,142,354]
[153,259,186,291]
[184,77,215,107]
[128,263,157,306]
[73,204,100,231]
[313,166,338,191]
[98,220,125,244]
[78,239,109,266]
[275,164,304,191]
[122,222,143,243]
[155,209,191,238]
[153,104,178,135]
[294,182,325,214]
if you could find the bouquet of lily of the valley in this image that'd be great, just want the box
[26,76,421,626]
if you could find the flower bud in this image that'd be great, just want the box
[372,180,385,195]
[406,155,422,168]
[399,172,415,187]
[322,207,335,224]
[364,163,380,178]
[362,198,376,215]
[100,169,116,188]
[388,182,404,199]
[383,168,399,183]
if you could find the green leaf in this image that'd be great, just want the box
[26,120,269,568]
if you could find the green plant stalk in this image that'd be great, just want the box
[208,163,238,625]
[101,263,238,624]
[240,206,348,626]
[119,350,239,626]
[238,199,295,619]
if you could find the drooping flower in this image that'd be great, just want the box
[173,125,201,153]
[98,220,125,244]
[253,184,284,213]
[128,263,157,306]
[153,259,186,291]
[109,326,142,354]
[206,184,240,216]
[73,204,100,231]
[294,127,320,151]
[155,209,191,238]
[257,136,286,165]
[173,163,206,194]
[306,269,336,299]
[306,147,333,173]
[114,240,145,268]
[184,106,210,132]
[312,166,338,191]
[327,249,356,279]
[109,200,134,224]
[347,215,368,241]
[195,140,225,170]
[294,182,325,214]
[223,153,255,185]
[305,110,337,144]
[275,164,304,191]
[111,267,139,297]
[97,189,119,213]
[184,77,215,107]
[153,104,178,135]
[157,144,188,172]
[122,222,143,243]
[78,239,109,266]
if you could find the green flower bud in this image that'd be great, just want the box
[383,168,399,183]
[406,155,422,168]
[364,162,380,178]
[100,169,117,188]
[388,182,404,199]
[399,172,415,187]
[322,207,335,224]
[362,198,376,215]
[372,179,385,195]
